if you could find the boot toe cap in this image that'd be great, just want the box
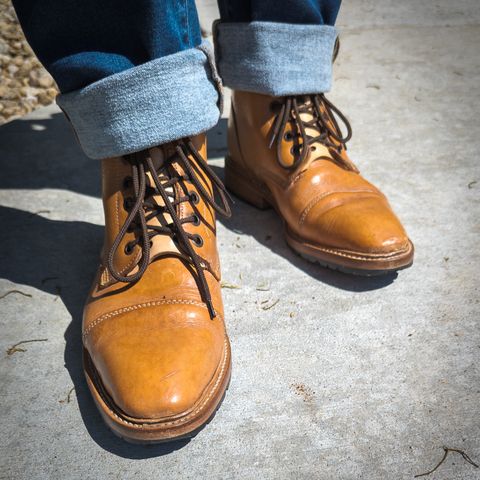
[85,303,225,420]
[303,193,410,254]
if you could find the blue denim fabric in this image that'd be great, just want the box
[214,22,337,96]
[12,0,203,93]
[12,0,341,158]
[57,42,222,160]
[217,0,340,25]
[215,1,340,95]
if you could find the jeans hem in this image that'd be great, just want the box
[57,40,221,159]
[214,21,338,96]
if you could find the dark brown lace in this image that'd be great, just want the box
[107,138,231,319]
[269,94,352,170]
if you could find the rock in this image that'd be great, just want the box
[2,107,17,117]
[7,64,18,75]
[36,72,54,88]
[37,88,57,105]
[0,86,18,100]
[19,85,39,98]
[13,55,24,66]
[0,38,8,55]
[29,68,54,88]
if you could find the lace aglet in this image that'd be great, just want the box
[207,300,216,318]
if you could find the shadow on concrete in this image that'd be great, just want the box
[0,112,395,456]
[0,206,188,458]
[0,112,101,197]
[209,119,398,292]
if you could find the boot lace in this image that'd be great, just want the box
[269,94,352,170]
[106,138,231,319]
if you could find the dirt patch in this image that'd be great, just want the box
[290,382,316,403]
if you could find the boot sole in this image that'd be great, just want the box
[83,337,231,444]
[225,156,414,275]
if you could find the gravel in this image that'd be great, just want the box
[0,0,58,125]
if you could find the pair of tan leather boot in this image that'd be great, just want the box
[83,91,413,443]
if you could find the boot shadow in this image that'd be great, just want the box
[0,206,189,458]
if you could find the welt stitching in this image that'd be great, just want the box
[301,242,411,261]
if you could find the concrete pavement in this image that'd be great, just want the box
[1,1,479,478]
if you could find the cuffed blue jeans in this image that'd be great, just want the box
[13,1,341,159]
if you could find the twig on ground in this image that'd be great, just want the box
[262,298,279,310]
[6,338,48,356]
[415,446,479,477]
[0,290,32,300]
[221,281,241,289]
[59,386,76,404]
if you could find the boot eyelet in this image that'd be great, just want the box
[192,234,204,247]
[290,146,300,156]
[192,214,201,226]
[123,176,132,190]
[311,146,317,152]
[123,197,133,211]
[284,132,294,142]
[124,242,135,255]
[189,191,200,204]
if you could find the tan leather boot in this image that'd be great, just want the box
[83,135,231,443]
[226,91,414,274]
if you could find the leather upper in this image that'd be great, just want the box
[83,135,228,420]
[228,90,410,255]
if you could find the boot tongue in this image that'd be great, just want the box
[144,146,181,260]
[100,146,182,288]
[279,97,358,174]
[277,98,331,169]
[298,101,332,160]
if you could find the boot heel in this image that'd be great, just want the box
[225,157,271,210]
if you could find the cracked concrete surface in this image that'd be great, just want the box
[1,1,479,479]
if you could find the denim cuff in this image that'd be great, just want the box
[56,41,221,160]
[214,21,338,96]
